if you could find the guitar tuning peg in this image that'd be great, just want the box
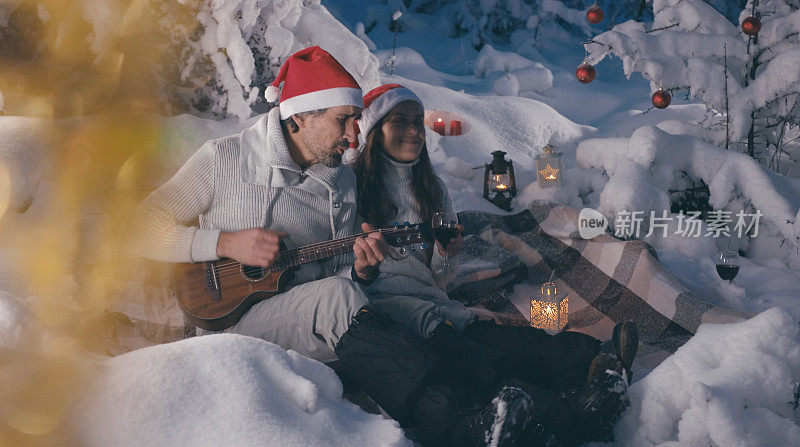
[409,244,416,251]
[392,221,399,228]
[419,242,428,250]
[398,247,408,256]
[403,221,411,226]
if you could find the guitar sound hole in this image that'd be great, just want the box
[241,265,267,281]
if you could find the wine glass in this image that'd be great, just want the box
[433,211,459,271]
[715,250,740,284]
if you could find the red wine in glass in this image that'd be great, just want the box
[434,227,459,249]
[433,211,459,270]
[715,250,740,283]
[715,265,740,281]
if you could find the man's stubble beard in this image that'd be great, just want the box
[306,137,346,168]
[319,145,343,167]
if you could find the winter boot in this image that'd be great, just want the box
[550,369,629,446]
[448,386,542,447]
[333,307,435,423]
[586,353,623,385]
[426,321,512,392]
[612,321,639,383]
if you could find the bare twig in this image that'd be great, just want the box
[646,23,679,33]
[724,43,730,150]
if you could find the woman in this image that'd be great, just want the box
[351,84,638,446]
[351,84,473,338]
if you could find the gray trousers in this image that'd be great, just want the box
[201,276,370,363]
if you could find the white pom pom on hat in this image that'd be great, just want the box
[265,85,280,103]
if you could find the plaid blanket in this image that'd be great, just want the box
[446,202,752,370]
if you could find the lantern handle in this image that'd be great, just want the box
[548,269,555,283]
[542,144,559,155]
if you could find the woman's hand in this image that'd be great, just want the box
[353,222,388,281]
[436,224,464,258]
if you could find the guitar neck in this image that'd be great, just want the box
[269,232,367,271]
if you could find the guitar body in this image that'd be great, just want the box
[171,260,290,331]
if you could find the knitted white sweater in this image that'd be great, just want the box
[131,108,357,283]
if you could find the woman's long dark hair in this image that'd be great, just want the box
[352,118,444,227]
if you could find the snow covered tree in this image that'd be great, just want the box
[150,0,380,121]
[584,0,800,176]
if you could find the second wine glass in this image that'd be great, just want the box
[715,249,740,284]
[432,211,459,271]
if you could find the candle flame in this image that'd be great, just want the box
[437,118,442,123]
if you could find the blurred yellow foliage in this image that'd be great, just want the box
[0,1,194,444]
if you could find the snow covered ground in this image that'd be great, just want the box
[1,0,799,445]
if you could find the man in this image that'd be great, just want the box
[132,46,538,447]
[132,46,384,362]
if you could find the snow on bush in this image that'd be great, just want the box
[153,0,381,120]
[577,123,800,269]
[474,44,553,95]
[616,307,800,446]
[585,0,800,175]
[71,333,411,446]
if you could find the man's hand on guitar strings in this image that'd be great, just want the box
[216,228,287,267]
[353,222,389,280]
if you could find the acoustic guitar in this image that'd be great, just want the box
[171,223,432,331]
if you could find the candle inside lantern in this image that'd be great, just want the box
[491,173,510,190]
[483,151,516,211]
[449,120,462,135]
[433,118,445,135]
[530,281,569,332]
[535,145,564,188]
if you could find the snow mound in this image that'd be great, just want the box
[616,307,800,446]
[71,333,410,446]
[577,124,800,269]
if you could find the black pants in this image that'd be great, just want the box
[461,319,602,391]
[334,310,606,446]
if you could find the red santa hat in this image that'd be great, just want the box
[357,84,423,147]
[265,46,363,120]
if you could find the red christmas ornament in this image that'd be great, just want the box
[586,5,604,24]
[742,15,761,36]
[576,63,596,83]
[652,89,671,109]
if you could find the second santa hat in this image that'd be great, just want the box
[357,84,423,147]
[266,46,363,120]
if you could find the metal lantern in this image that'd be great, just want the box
[535,145,563,188]
[530,282,569,332]
[483,150,517,211]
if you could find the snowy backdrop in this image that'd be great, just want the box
[1,0,799,445]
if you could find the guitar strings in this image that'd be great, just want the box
[217,232,367,272]
[208,227,422,277]
[209,231,377,273]
[208,236,360,277]
[208,228,421,277]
